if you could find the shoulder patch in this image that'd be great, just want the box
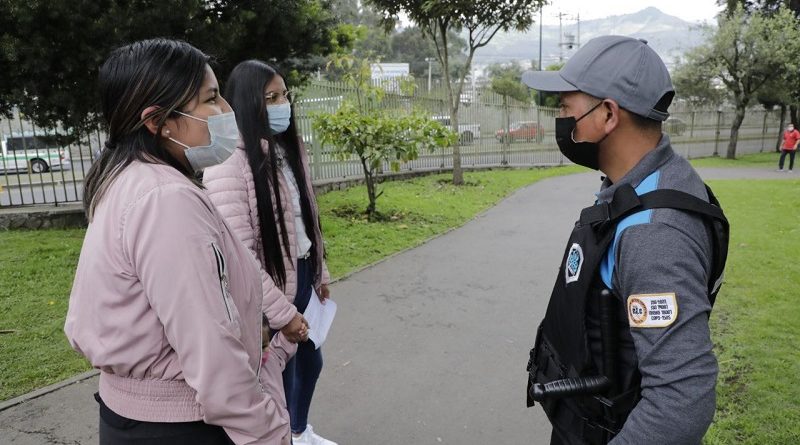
[565,243,584,284]
[627,293,678,328]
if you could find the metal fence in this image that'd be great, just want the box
[0,81,786,208]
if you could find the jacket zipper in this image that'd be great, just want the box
[211,243,233,322]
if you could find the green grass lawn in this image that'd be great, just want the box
[0,228,91,401]
[691,151,782,168]
[703,179,800,444]
[0,166,579,401]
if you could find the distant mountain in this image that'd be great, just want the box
[470,7,709,71]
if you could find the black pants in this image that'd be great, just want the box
[779,149,796,170]
[96,393,234,445]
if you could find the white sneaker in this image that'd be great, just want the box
[292,424,338,445]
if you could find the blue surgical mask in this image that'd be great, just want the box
[267,103,292,134]
[168,111,240,172]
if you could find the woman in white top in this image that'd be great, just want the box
[203,60,335,445]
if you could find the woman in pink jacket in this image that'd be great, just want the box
[203,60,335,445]
[65,39,291,445]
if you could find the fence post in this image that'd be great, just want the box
[501,96,509,166]
[16,110,37,204]
[690,111,695,138]
[713,110,722,157]
[439,99,446,169]
[311,129,322,180]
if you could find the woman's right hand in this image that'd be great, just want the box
[280,313,309,343]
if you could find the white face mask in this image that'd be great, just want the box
[267,102,292,134]
[169,111,240,172]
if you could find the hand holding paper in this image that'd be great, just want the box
[303,288,337,350]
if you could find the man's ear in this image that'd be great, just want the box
[602,99,620,134]
[141,106,165,136]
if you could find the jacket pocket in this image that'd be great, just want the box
[211,242,241,336]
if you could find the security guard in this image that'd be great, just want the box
[521,36,729,444]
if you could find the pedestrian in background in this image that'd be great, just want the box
[778,122,799,172]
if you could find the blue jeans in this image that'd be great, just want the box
[283,258,324,434]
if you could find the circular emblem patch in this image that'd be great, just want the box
[564,243,584,284]
[628,298,648,325]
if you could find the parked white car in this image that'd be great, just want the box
[0,135,72,173]
[431,115,480,145]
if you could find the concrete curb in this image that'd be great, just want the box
[0,203,85,229]
[0,369,99,412]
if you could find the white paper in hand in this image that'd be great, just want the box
[303,288,337,350]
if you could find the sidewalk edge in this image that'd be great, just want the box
[0,369,99,412]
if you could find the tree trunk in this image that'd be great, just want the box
[450,102,463,185]
[361,157,377,221]
[726,105,747,159]
[776,104,787,152]
[791,104,799,128]
[434,22,464,186]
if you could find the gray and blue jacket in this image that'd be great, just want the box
[597,135,718,445]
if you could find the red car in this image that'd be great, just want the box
[495,121,544,142]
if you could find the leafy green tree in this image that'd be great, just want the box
[389,28,467,80]
[531,63,563,109]
[330,2,467,83]
[335,1,393,61]
[488,62,530,103]
[0,0,204,135]
[723,0,800,126]
[672,45,729,108]
[313,56,456,220]
[367,0,545,185]
[0,0,352,139]
[206,1,357,83]
[683,6,800,158]
[755,75,796,151]
[722,0,800,15]
[488,62,531,163]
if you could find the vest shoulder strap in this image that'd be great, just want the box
[579,183,730,307]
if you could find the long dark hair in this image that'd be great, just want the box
[84,39,210,219]
[225,60,318,288]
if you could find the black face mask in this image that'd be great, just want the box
[555,101,607,170]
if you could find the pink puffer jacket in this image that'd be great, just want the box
[203,139,330,330]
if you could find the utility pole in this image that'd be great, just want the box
[558,12,565,63]
[538,6,543,71]
[471,66,476,102]
[558,12,581,61]
[425,57,434,93]
[538,6,543,106]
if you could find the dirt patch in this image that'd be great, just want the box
[329,204,409,223]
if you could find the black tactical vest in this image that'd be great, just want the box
[526,183,729,445]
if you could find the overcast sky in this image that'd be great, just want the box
[539,0,723,25]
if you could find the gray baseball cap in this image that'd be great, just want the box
[521,35,673,121]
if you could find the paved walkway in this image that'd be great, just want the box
[0,167,792,445]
